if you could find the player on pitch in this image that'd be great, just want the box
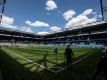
[64,45,74,71]
[54,47,58,64]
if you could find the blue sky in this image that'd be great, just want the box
[1,0,106,35]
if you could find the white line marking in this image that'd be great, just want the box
[3,49,56,73]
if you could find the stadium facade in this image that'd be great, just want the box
[0,27,41,46]
[41,21,107,47]
[0,21,107,47]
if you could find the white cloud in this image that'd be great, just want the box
[25,20,49,27]
[93,12,96,15]
[99,14,102,18]
[20,26,33,33]
[46,0,57,10]
[1,15,14,25]
[37,31,49,35]
[0,23,17,29]
[37,26,62,35]
[25,20,31,25]
[65,9,97,29]
[0,14,17,29]
[63,10,76,21]
[65,16,97,29]
[50,26,62,32]
[65,15,88,28]
[81,9,93,16]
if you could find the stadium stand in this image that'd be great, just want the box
[0,27,41,47]
[0,21,107,48]
[40,21,107,48]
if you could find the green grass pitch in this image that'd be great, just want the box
[0,46,105,80]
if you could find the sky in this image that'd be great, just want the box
[0,0,107,35]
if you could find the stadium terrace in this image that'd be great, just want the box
[0,21,107,48]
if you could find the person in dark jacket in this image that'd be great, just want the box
[54,48,58,54]
[64,45,74,70]
[92,48,107,80]
[54,48,58,63]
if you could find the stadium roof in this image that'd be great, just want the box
[0,20,107,39]
[0,26,35,35]
[0,26,41,39]
[41,21,107,38]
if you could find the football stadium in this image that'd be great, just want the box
[0,0,107,80]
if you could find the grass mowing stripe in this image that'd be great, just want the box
[6,48,99,67]
[7,48,65,62]
[8,47,96,61]
[6,48,65,67]
[3,48,57,73]
[12,48,65,58]
[7,48,96,68]
[3,48,100,73]
[3,48,95,73]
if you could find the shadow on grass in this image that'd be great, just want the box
[40,49,104,80]
[52,49,98,68]
[0,48,104,80]
[0,49,42,80]
[0,49,63,80]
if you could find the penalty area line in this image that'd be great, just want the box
[3,49,57,73]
